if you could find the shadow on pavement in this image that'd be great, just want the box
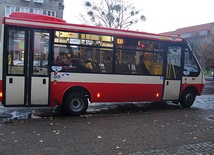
[0,102,186,123]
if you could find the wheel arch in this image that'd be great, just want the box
[62,86,91,103]
[180,86,199,99]
[179,86,198,107]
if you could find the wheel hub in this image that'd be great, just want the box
[69,98,84,112]
[186,94,194,103]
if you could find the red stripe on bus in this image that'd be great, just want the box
[50,82,163,107]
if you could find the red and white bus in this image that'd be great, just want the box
[0,12,205,115]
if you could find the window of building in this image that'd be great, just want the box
[5,6,16,16]
[20,7,30,13]
[33,9,43,14]
[181,33,192,38]
[46,10,57,17]
[58,2,64,9]
[199,30,209,36]
[34,0,44,3]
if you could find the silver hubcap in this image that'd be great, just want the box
[186,94,194,103]
[69,98,84,112]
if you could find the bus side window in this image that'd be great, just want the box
[166,46,182,79]
[151,53,163,75]
[7,30,25,75]
[183,49,200,77]
[115,50,135,74]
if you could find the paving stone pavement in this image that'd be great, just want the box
[128,141,214,155]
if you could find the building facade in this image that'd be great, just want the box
[160,23,214,52]
[160,23,214,38]
[0,0,64,41]
[161,23,214,70]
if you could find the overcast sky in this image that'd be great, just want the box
[63,0,214,33]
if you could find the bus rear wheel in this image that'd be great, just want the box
[180,90,196,108]
[64,93,88,116]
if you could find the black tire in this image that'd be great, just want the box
[180,90,196,108]
[64,93,88,116]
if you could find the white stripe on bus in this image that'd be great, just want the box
[51,73,203,84]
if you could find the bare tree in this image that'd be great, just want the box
[78,0,146,29]
[198,34,214,73]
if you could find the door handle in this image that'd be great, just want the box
[9,78,13,84]
[43,79,46,84]
[166,81,169,85]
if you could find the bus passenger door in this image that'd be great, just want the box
[4,28,51,106]
[30,30,50,105]
[162,44,182,101]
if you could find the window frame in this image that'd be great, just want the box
[20,7,30,13]
[46,10,57,17]
[5,5,16,17]
[34,0,44,3]
[33,9,43,14]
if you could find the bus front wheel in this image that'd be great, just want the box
[64,93,88,116]
[180,90,196,108]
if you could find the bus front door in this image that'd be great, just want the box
[162,44,182,101]
[4,28,51,106]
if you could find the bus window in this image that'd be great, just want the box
[115,50,135,74]
[140,40,164,52]
[141,40,154,51]
[166,46,182,79]
[114,37,164,75]
[135,52,163,75]
[55,31,79,43]
[154,42,164,52]
[54,31,114,73]
[53,44,113,73]
[183,47,200,77]
[32,31,50,76]
[79,46,113,73]
[152,53,163,75]
[116,37,139,50]
[7,29,26,75]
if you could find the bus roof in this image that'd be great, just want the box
[10,12,66,23]
[3,12,183,42]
